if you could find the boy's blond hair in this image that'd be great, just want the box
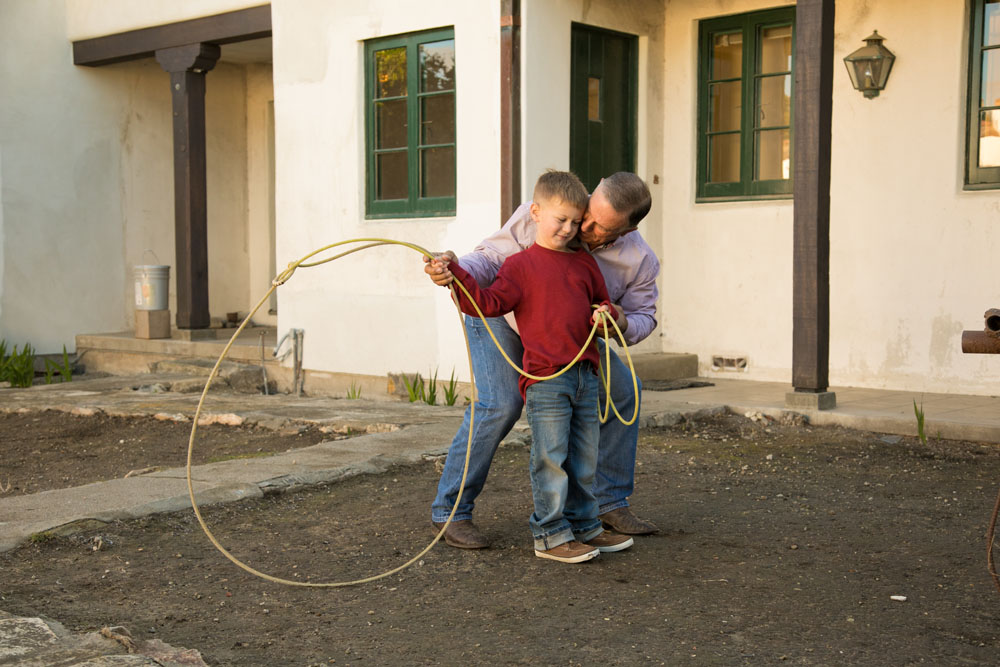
[532,170,588,211]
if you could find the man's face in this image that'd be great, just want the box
[578,187,634,249]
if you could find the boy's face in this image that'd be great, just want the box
[530,197,584,252]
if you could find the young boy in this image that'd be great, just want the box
[433,170,633,563]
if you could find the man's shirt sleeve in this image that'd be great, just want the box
[618,246,659,346]
[456,203,534,288]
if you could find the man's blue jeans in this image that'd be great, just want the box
[525,362,603,550]
[430,315,642,524]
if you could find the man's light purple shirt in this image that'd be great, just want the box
[456,202,660,346]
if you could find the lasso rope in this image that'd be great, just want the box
[186,238,639,587]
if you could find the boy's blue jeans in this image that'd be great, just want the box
[525,362,604,550]
[430,315,642,525]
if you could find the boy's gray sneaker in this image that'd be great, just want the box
[585,531,634,553]
[534,540,600,563]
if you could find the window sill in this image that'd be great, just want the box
[695,193,793,204]
[365,210,456,220]
[962,182,1000,191]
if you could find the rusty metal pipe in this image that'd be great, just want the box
[962,330,1000,354]
[986,308,1000,337]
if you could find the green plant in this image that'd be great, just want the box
[402,372,424,403]
[913,399,927,445]
[39,346,72,384]
[57,345,73,382]
[29,531,55,544]
[443,368,461,406]
[1,343,35,388]
[424,368,438,405]
[347,381,362,400]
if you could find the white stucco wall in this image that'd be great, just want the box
[0,0,264,352]
[658,0,797,384]
[830,1,999,393]
[658,0,1000,394]
[522,0,666,356]
[271,0,503,380]
[1,0,127,351]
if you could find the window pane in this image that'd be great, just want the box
[982,49,1000,107]
[985,0,1000,46]
[421,94,455,145]
[376,151,408,200]
[710,81,742,131]
[712,32,742,79]
[757,74,791,127]
[588,77,601,121]
[709,134,741,183]
[420,39,455,92]
[375,47,407,98]
[759,25,792,73]
[421,146,455,197]
[980,110,1000,167]
[756,128,790,180]
[375,99,408,149]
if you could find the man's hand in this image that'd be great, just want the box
[612,302,628,334]
[423,251,457,286]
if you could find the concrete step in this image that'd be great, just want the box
[76,328,276,375]
[628,352,699,382]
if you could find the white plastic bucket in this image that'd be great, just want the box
[134,265,170,311]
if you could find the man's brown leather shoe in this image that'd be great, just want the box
[598,507,659,535]
[430,519,490,549]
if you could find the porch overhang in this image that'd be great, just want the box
[72,5,271,67]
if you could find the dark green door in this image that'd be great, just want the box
[570,23,638,192]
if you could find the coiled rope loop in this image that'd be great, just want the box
[187,238,639,587]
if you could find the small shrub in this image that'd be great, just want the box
[1,343,35,388]
[443,369,461,406]
[425,368,438,406]
[347,381,362,399]
[913,399,927,445]
[402,373,424,403]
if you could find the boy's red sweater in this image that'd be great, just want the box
[448,243,616,398]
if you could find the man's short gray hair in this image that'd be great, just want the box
[599,172,652,227]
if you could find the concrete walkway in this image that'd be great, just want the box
[2,373,999,662]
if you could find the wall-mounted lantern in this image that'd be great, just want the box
[843,31,896,98]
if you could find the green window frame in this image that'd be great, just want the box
[696,7,795,202]
[966,0,1000,189]
[365,27,456,218]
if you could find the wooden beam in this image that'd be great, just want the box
[500,0,521,225]
[156,44,221,330]
[791,0,835,392]
[74,5,270,67]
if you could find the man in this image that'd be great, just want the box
[425,172,660,549]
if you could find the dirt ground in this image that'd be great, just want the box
[0,411,334,496]
[2,412,1000,665]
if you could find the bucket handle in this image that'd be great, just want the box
[142,249,161,265]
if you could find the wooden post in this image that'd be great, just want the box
[155,44,220,330]
[500,0,521,225]
[788,0,836,409]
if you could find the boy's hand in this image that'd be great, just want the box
[423,251,456,286]
[591,304,625,336]
[591,304,612,328]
